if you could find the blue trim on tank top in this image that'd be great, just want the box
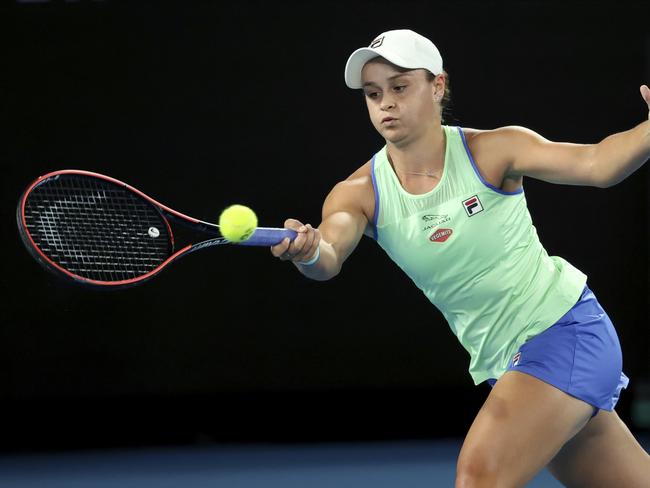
[456,126,524,196]
[370,154,379,240]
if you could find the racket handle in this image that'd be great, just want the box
[238,227,298,246]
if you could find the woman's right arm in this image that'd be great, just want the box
[270,172,373,281]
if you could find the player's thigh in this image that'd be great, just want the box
[547,409,650,488]
[456,371,594,488]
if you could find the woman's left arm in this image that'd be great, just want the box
[502,85,650,188]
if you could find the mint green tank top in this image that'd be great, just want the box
[371,125,587,384]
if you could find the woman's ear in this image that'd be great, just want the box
[434,74,446,102]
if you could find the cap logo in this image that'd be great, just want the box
[370,36,384,49]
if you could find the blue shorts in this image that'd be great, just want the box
[488,285,629,416]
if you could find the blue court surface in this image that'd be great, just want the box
[3,437,647,487]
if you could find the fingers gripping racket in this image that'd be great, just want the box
[17,169,296,288]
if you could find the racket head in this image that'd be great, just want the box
[17,170,176,288]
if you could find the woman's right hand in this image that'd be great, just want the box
[270,218,321,264]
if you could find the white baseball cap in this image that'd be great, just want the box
[344,29,443,89]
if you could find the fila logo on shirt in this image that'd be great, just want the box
[462,195,484,217]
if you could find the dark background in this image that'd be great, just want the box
[2,0,649,452]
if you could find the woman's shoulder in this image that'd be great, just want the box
[455,126,526,191]
[324,160,376,228]
[339,159,375,203]
[459,125,535,147]
[347,159,373,181]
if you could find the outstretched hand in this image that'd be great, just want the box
[270,218,321,264]
[642,85,650,119]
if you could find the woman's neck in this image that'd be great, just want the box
[387,124,446,176]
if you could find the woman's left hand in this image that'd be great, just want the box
[641,85,650,119]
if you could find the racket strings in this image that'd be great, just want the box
[23,175,172,281]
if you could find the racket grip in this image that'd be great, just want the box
[238,227,298,246]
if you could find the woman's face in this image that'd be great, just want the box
[361,58,441,145]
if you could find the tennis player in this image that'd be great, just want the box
[271,29,650,487]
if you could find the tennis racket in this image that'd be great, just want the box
[17,169,296,288]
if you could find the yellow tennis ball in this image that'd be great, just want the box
[218,204,258,243]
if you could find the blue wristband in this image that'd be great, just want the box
[296,245,320,266]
